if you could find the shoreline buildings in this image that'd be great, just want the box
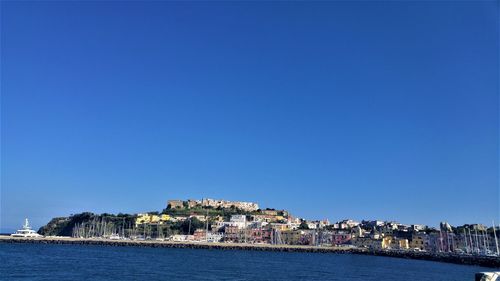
[60,198,500,257]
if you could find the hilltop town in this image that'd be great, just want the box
[38,198,500,257]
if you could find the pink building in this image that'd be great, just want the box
[193,229,206,241]
[332,233,352,245]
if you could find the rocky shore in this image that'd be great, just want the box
[1,236,499,268]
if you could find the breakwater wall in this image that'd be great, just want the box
[1,236,499,268]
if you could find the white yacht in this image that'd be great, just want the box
[11,218,42,238]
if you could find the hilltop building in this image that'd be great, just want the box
[201,198,259,212]
[167,200,184,209]
[166,198,259,212]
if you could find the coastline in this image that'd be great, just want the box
[1,236,499,268]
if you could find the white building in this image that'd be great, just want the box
[207,232,224,243]
[288,222,301,230]
[201,198,259,212]
[336,219,360,229]
[170,235,194,242]
[307,222,318,230]
[228,215,247,229]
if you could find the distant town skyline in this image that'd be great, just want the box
[1,1,498,232]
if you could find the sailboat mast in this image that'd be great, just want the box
[439,229,443,252]
[493,221,500,256]
[468,228,474,253]
[244,216,247,244]
[188,217,191,236]
[485,229,490,253]
[482,229,487,252]
[463,229,468,253]
[447,230,451,252]
[474,228,479,254]
[205,209,209,242]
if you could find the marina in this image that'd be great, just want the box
[1,235,499,268]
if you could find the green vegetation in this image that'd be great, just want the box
[38,212,136,236]
[38,205,290,237]
[161,206,257,221]
[298,221,310,230]
[178,217,204,235]
[38,212,209,237]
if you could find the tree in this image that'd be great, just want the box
[180,217,204,235]
[299,221,310,230]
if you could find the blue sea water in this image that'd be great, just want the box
[0,243,492,280]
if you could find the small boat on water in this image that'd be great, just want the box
[11,218,42,238]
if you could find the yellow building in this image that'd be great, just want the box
[270,223,289,231]
[382,236,392,249]
[281,230,305,245]
[387,236,409,250]
[135,213,151,226]
[274,215,285,222]
[352,237,384,249]
[410,234,425,250]
[150,215,160,223]
[399,239,409,249]
[135,213,171,226]
[352,236,408,250]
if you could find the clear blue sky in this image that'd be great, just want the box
[1,1,498,232]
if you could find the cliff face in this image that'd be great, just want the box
[38,212,104,236]
[38,217,73,236]
[38,212,137,237]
